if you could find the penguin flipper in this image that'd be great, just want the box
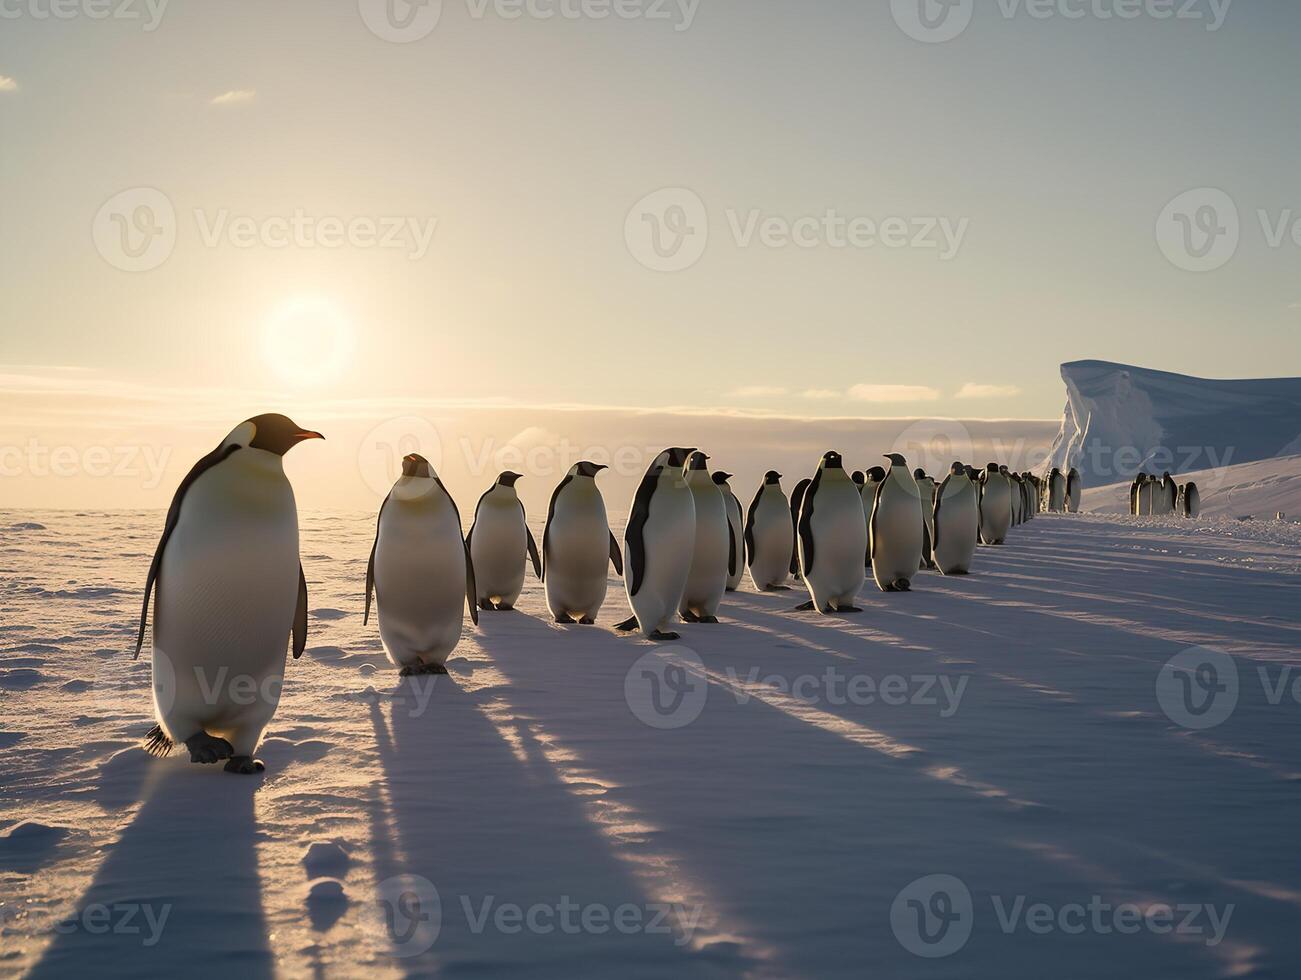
[292,563,308,659]
[135,442,241,659]
[608,531,624,576]
[797,472,822,577]
[743,488,760,566]
[364,493,390,626]
[625,466,658,597]
[727,518,738,577]
[525,526,542,579]
[463,540,479,626]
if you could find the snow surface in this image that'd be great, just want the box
[2,509,1300,978]
[1043,361,1301,487]
[1083,454,1301,521]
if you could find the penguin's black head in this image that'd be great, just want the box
[687,451,711,471]
[246,413,324,455]
[764,470,782,484]
[1186,481,1198,491]
[402,453,433,478]
[851,471,865,486]
[913,468,927,480]
[883,453,907,467]
[1000,465,1010,474]
[496,471,523,487]
[711,471,733,485]
[663,447,695,468]
[821,451,844,470]
[987,463,1000,473]
[950,462,966,476]
[1163,471,1172,479]
[867,466,886,482]
[575,461,607,478]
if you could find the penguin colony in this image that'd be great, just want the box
[1128,471,1200,518]
[131,415,1177,774]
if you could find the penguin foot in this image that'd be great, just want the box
[400,662,449,676]
[554,613,572,624]
[892,579,912,592]
[497,603,515,611]
[680,609,701,623]
[578,616,596,625]
[948,568,970,576]
[836,606,863,614]
[613,616,640,633]
[697,615,720,624]
[223,756,265,775]
[142,724,174,758]
[793,600,817,611]
[478,600,494,611]
[184,732,234,765]
[649,630,681,642]
[725,586,736,593]
[768,585,792,591]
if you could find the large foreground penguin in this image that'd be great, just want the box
[542,461,623,625]
[979,463,1013,545]
[365,454,479,676]
[680,452,729,623]
[712,471,745,592]
[615,448,696,641]
[870,454,924,592]
[932,462,979,575]
[796,451,867,612]
[745,471,793,591]
[135,413,323,774]
[468,471,541,611]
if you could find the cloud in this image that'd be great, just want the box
[727,386,788,398]
[847,384,941,403]
[801,388,841,400]
[0,76,18,93]
[955,382,1022,400]
[209,89,256,106]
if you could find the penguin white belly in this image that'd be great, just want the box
[375,504,466,668]
[871,484,923,591]
[748,496,792,590]
[472,500,527,606]
[682,489,728,617]
[723,495,744,591]
[980,481,1013,544]
[153,461,298,754]
[545,496,610,619]
[806,484,868,606]
[630,487,695,635]
[933,485,979,575]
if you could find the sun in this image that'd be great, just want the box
[260,295,356,388]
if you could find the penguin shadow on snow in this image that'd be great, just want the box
[364,673,741,978]
[30,756,273,980]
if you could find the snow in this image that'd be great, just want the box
[1084,453,1301,521]
[2,508,1299,978]
[1044,360,1301,487]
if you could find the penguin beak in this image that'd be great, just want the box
[295,430,325,442]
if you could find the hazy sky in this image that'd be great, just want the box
[2,0,1299,508]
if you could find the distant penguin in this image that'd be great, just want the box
[796,451,867,611]
[860,466,886,567]
[789,478,812,576]
[468,471,541,612]
[1130,475,1142,515]
[1066,467,1082,513]
[366,454,479,677]
[1005,466,1023,527]
[745,470,793,591]
[679,452,728,623]
[1047,467,1067,512]
[614,448,697,641]
[870,454,925,592]
[1137,474,1155,516]
[542,461,623,625]
[932,462,980,575]
[979,463,1013,545]
[914,468,938,571]
[1159,472,1178,515]
[712,471,745,592]
[852,471,866,489]
[135,414,322,774]
[1183,481,1201,518]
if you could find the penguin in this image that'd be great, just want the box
[614,448,696,641]
[869,454,925,592]
[932,462,980,575]
[1004,466,1023,527]
[852,471,866,489]
[745,470,793,591]
[1159,472,1178,515]
[796,451,867,611]
[1047,467,1067,513]
[1183,481,1201,518]
[789,478,812,576]
[542,461,623,625]
[914,467,938,571]
[680,452,728,623]
[979,463,1013,545]
[467,471,540,611]
[135,413,323,774]
[1066,467,1082,513]
[1129,475,1142,515]
[366,454,478,676]
[860,466,886,567]
[712,471,745,592]
[1137,474,1155,516]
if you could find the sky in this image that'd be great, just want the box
[2,0,1300,510]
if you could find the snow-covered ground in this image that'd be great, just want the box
[2,509,1299,979]
[1083,454,1301,520]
